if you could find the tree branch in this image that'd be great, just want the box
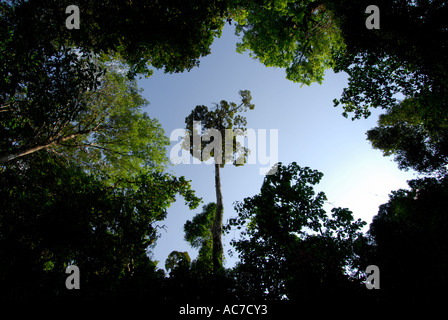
[0,126,102,163]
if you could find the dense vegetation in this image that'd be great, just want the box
[1,0,447,310]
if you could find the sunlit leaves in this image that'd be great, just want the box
[233,0,345,86]
[56,65,170,182]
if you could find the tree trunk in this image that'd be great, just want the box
[0,129,97,163]
[0,134,79,163]
[212,163,224,274]
[0,144,50,163]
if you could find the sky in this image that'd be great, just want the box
[138,24,417,271]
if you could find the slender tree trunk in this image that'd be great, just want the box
[212,163,224,274]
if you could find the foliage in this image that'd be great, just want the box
[329,0,448,120]
[165,251,191,275]
[367,97,448,177]
[184,203,216,274]
[184,90,255,167]
[231,0,345,86]
[1,2,170,180]
[0,16,102,163]
[0,153,200,300]
[1,50,169,179]
[229,0,448,122]
[54,64,171,181]
[2,0,228,77]
[368,175,448,303]
[225,162,366,300]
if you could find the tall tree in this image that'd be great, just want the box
[184,90,255,273]
[225,162,367,300]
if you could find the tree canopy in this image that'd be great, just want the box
[184,90,255,167]
[1,57,170,182]
[232,0,345,86]
[2,0,447,311]
[1,1,172,180]
[1,0,229,77]
[329,0,448,121]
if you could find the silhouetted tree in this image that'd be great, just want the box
[367,97,448,178]
[368,175,448,304]
[0,153,200,300]
[1,0,229,77]
[226,162,367,301]
[165,251,191,275]
[328,0,448,121]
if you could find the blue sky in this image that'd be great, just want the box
[138,25,417,270]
